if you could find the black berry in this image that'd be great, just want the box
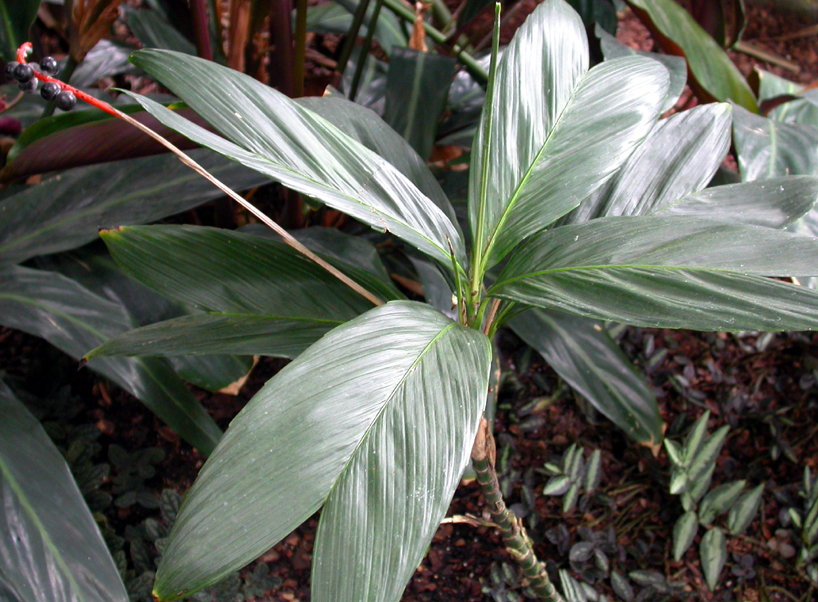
[41,81,61,101]
[39,56,59,76]
[19,78,38,93]
[13,63,34,83]
[4,61,19,81]
[55,90,77,111]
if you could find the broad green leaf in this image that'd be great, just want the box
[627,0,758,112]
[88,225,391,360]
[0,0,38,61]
[383,48,458,161]
[0,265,222,455]
[0,150,269,265]
[307,1,406,56]
[577,104,732,222]
[100,224,387,316]
[672,511,699,561]
[0,381,129,602]
[469,0,668,266]
[653,176,818,228]
[67,40,138,88]
[87,314,336,359]
[597,23,686,113]
[758,69,818,127]
[337,49,388,110]
[1,104,206,182]
[125,50,466,270]
[295,97,458,225]
[699,480,745,526]
[152,301,491,600]
[509,309,663,446]
[732,104,818,181]
[126,7,196,53]
[34,247,252,393]
[489,216,818,331]
[700,527,727,592]
[727,483,764,535]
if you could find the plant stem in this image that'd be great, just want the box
[335,0,372,82]
[189,0,213,60]
[471,418,564,602]
[381,0,487,82]
[349,0,384,102]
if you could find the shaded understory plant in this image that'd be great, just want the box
[6,1,818,601]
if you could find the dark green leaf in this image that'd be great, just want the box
[68,40,139,88]
[700,527,727,592]
[732,104,818,181]
[0,0,38,61]
[469,0,668,266]
[0,150,269,265]
[682,410,711,462]
[1,105,208,182]
[0,265,222,455]
[510,309,662,446]
[126,8,196,53]
[627,0,758,112]
[687,426,729,484]
[333,0,407,55]
[566,0,617,33]
[152,302,491,601]
[727,483,764,536]
[672,511,699,561]
[169,355,252,393]
[0,381,129,602]
[383,48,458,161]
[597,24,687,113]
[490,216,818,331]
[125,50,466,269]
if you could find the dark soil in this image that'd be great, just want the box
[3,2,818,602]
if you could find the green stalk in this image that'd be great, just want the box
[381,0,487,82]
[471,418,565,602]
[335,0,373,80]
[468,3,501,321]
[349,0,384,102]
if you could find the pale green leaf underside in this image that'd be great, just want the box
[153,302,491,601]
[0,381,129,602]
[125,50,466,269]
[491,216,818,331]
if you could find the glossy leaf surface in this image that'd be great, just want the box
[490,216,818,331]
[597,24,686,113]
[470,0,668,266]
[295,97,458,225]
[571,104,732,223]
[1,105,207,182]
[757,69,818,127]
[732,104,818,181]
[509,309,662,446]
[126,50,466,269]
[0,381,129,602]
[153,302,491,600]
[653,176,818,228]
[0,265,222,455]
[627,0,758,112]
[0,150,269,265]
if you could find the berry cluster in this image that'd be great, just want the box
[5,54,77,111]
